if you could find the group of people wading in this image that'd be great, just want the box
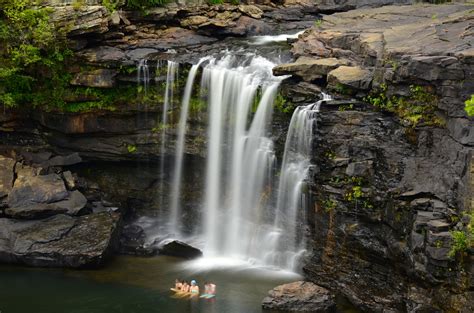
[174,279,216,297]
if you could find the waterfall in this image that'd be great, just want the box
[158,61,179,214]
[150,52,328,272]
[201,54,282,261]
[168,57,209,235]
[137,59,150,93]
[270,93,332,269]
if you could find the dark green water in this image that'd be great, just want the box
[0,256,302,313]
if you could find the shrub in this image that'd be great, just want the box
[465,95,474,116]
[0,0,72,108]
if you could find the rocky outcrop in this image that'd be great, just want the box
[0,155,121,267]
[304,104,469,311]
[262,281,336,312]
[276,3,474,312]
[0,211,120,268]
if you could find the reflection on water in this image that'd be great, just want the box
[0,256,360,313]
[0,256,299,313]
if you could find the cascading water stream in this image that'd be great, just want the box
[158,61,179,212]
[269,93,332,269]
[150,51,328,272]
[137,59,150,93]
[200,54,282,261]
[168,57,210,235]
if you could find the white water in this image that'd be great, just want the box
[158,61,179,211]
[270,93,332,269]
[146,52,328,272]
[200,54,283,265]
[169,57,209,235]
[137,59,150,93]
[250,31,305,45]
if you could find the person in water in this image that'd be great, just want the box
[175,279,183,291]
[208,281,216,295]
[181,281,190,293]
[190,280,199,294]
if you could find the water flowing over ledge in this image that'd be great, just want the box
[136,51,331,272]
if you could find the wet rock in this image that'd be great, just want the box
[8,173,68,208]
[327,66,373,90]
[119,224,154,256]
[262,281,336,312]
[0,212,120,268]
[158,240,203,259]
[0,155,15,198]
[70,69,118,88]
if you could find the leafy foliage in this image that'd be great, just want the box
[208,0,224,4]
[465,95,474,116]
[0,0,72,108]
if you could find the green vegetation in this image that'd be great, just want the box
[152,122,170,132]
[273,93,292,114]
[364,83,443,127]
[323,199,337,213]
[314,19,323,28]
[449,230,469,257]
[324,150,336,159]
[465,95,474,116]
[126,0,169,10]
[102,0,118,12]
[449,210,473,259]
[127,144,137,153]
[333,83,352,95]
[0,0,72,108]
[208,0,224,4]
[189,97,207,114]
[338,103,354,111]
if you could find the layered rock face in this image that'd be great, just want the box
[0,155,121,268]
[274,3,474,312]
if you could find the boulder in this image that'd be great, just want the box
[0,212,120,267]
[158,240,203,259]
[119,224,154,256]
[5,190,88,219]
[0,156,15,198]
[180,15,210,29]
[274,57,350,82]
[262,281,336,312]
[70,69,118,88]
[238,5,263,19]
[62,171,76,190]
[8,173,68,208]
[327,66,373,90]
